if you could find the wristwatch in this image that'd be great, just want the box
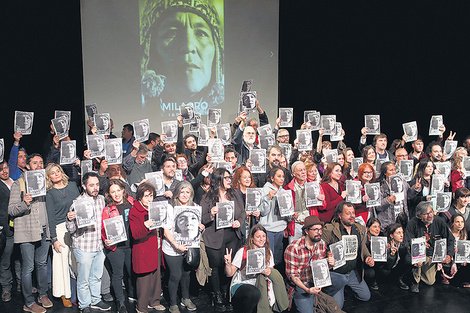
[51,238,58,244]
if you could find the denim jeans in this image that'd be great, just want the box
[73,248,105,309]
[267,231,285,266]
[0,235,15,291]
[20,230,50,307]
[323,269,370,309]
[293,285,315,313]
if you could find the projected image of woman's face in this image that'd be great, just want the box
[155,12,216,97]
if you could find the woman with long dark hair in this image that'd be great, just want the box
[319,162,347,223]
[408,158,435,218]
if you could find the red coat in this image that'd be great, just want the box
[129,200,160,274]
[318,182,345,223]
[101,196,134,252]
[451,170,465,193]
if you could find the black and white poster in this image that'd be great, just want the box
[74,198,97,228]
[435,161,451,180]
[411,237,426,265]
[311,259,332,288]
[216,201,234,229]
[365,183,381,207]
[321,115,336,136]
[346,180,362,204]
[402,121,418,142]
[25,169,46,198]
[81,160,93,176]
[429,115,443,136]
[455,240,470,264]
[305,181,322,207]
[208,138,224,162]
[54,110,71,132]
[60,140,77,165]
[104,215,127,245]
[277,189,294,217]
[179,104,196,125]
[279,108,293,128]
[371,236,387,262]
[215,123,232,145]
[250,149,266,174]
[431,174,446,195]
[145,171,165,196]
[105,138,123,165]
[246,248,266,275]
[189,113,201,133]
[432,239,447,263]
[444,140,457,157]
[216,162,232,174]
[364,115,380,135]
[436,192,452,212]
[14,111,34,135]
[85,103,98,120]
[296,130,312,151]
[324,149,338,165]
[279,143,292,163]
[0,138,4,163]
[304,110,320,131]
[330,122,343,142]
[257,124,272,137]
[375,158,387,176]
[259,134,275,150]
[463,156,470,176]
[172,206,201,248]
[133,119,150,143]
[351,158,363,177]
[398,159,414,182]
[86,134,106,159]
[174,169,184,182]
[148,201,169,229]
[389,175,404,201]
[51,116,69,140]
[198,124,209,146]
[208,108,221,127]
[342,235,358,261]
[330,241,346,270]
[94,113,111,136]
[240,91,257,114]
[162,121,178,143]
[246,188,263,212]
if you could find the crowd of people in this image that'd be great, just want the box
[1,100,470,313]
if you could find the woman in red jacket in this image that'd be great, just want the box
[129,182,165,313]
[319,162,348,222]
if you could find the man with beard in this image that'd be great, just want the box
[154,156,179,202]
[179,134,207,177]
[409,137,426,165]
[358,132,396,163]
[233,123,259,166]
[426,141,444,163]
[253,145,292,187]
[321,201,375,309]
[122,141,153,187]
[284,216,335,313]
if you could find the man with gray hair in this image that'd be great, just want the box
[404,201,454,293]
[253,145,292,187]
[233,112,260,165]
[122,141,153,187]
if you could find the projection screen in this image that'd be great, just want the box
[80,0,279,136]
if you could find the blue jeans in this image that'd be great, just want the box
[323,270,370,309]
[73,248,105,309]
[20,230,50,307]
[267,231,284,266]
[293,285,315,313]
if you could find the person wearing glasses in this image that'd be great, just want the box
[352,163,377,226]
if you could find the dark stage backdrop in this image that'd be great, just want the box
[2,1,470,163]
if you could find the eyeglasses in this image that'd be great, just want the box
[223,176,232,181]
[396,155,408,158]
[177,160,187,164]
[278,135,289,138]
[309,227,323,233]
[363,171,374,175]
[421,211,434,216]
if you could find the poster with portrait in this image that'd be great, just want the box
[296,130,312,151]
[105,138,123,165]
[216,162,232,174]
[444,140,457,157]
[364,115,380,135]
[365,183,381,207]
[86,134,106,159]
[239,91,257,114]
[257,124,272,137]
[54,110,71,131]
[145,171,165,196]
[463,156,470,176]
[371,236,387,262]
[198,124,209,146]
[279,143,292,163]
[259,134,275,150]
[94,113,111,136]
[402,121,418,142]
[330,122,343,142]
[208,108,222,127]
[277,189,294,217]
[436,192,452,212]
[74,198,97,228]
[330,241,346,270]
[435,161,451,180]
[0,138,4,163]
[216,201,234,229]
[429,115,443,136]
[324,149,338,165]
[172,206,201,248]
[180,104,196,125]
[60,140,77,165]
[103,215,127,245]
[321,115,336,136]
[431,174,445,195]
[389,175,404,201]
[208,138,224,162]
[148,201,169,230]
[25,169,46,198]
[85,103,98,120]
[246,188,263,212]
[162,120,178,143]
[14,111,34,135]
[342,235,358,261]
[351,158,363,177]
[246,248,266,275]
[51,116,69,140]
[304,110,320,131]
[81,160,93,176]
[305,181,322,207]
[398,159,414,181]
[249,149,266,173]
[215,123,232,145]
[346,180,362,204]
[432,238,447,263]
[455,240,470,264]
[133,119,150,143]
[411,236,426,265]
[189,113,201,133]
[279,108,293,128]
[311,259,331,288]
[174,169,184,181]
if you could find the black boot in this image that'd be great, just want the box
[398,276,409,290]
[212,291,226,312]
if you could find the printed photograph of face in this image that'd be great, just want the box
[181,105,195,120]
[86,104,98,119]
[457,242,470,258]
[106,140,122,159]
[434,240,446,258]
[218,204,233,225]
[366,116,380,133]
[298,131,311,146]
[432,176,444,193]
[107,219,125,239]
[278,192,292,210]
[404,122,418,138]
[372,239,386,255]
[251,151,266,168]
[332,243,344,262]
[313,262,329,281]
[280,109,293,125]
[390,177,403,194]
[77,201,95,220]
[430,116,442,132]
[208,109,221,125]
[95,114,110,133]
[444,141,457,156]
[15,111,34,134]
[88,136,105,155]
[217,124,231,142]
[412,242,426,257]
[247,189,262,207]
[322,116,336,133]
[199,125,209,141]
[366,184,380,201]
[164,122,178,138]
[247,249,264,271]
[135,121,150,140]
[148,175,164,193]
[81,161,93,175]
[0,140,4,162]
[54,117,68,134]
[175,210,199,239]
[151,204,167,223]
[61,141,76,160]
[210,141,223,157]
[400,161,413,177]
[242,92,257,110]
[28,171,45,193]
[436,193,451,210]
[306,112,320,127]
[347,183,360,199]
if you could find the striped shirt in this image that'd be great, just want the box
[66,193,105,252]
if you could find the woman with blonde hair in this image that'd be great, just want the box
[45,163,80,307]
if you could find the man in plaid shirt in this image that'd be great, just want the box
[284,215,335,313]
[66,172,110,313]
